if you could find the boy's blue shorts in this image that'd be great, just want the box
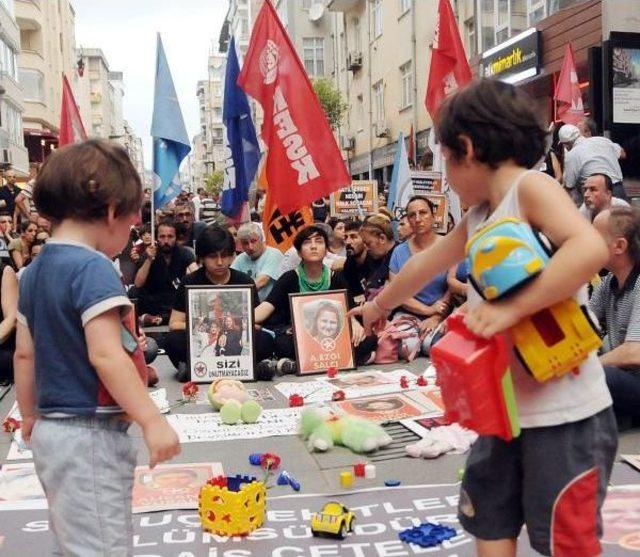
[458,407,617,557]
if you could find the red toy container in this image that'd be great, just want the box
[430,314,520,441]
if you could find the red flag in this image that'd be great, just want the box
[237,0,350,214]
[425,0,473,118]
[59,74,87,147]
[554,44,585,125]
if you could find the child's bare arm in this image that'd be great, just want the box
[85,308,180,468]
[350,222,468,332]
[465,173,608,338]
[14,322,37,442]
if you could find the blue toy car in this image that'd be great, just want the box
[465,218,551,300]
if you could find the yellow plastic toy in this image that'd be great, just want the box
[198,475,266,536]
[466,217,601,382]
[311,501,355,539]
[511,299,601,382]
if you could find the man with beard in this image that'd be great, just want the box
[174,204,206,251]
[342,220,373,301]
[134,220,198,325]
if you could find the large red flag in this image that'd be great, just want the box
[425,0,473,118]
[554,44,585,125]
[237,0,350,214]
[59,74,87,147]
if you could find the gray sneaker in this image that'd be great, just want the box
[276,358,297,376]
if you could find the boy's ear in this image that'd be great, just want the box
[458,135,475,165]
[106,204,116,226]
[613,237,628,256]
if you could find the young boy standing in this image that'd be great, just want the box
[352,80,617,557]
[14,139,180,554]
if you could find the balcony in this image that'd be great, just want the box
[328,0,361,12]
[15,0,42,32]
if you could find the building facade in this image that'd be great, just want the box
[0,0,27,175]
[329,0,441,186]
[15,0,77,163]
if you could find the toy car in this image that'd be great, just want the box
[311,502,355,539]
[466,218,551,300]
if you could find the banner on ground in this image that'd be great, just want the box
[330,180,378,217]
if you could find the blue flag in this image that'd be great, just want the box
[387,132,413,220]
[221,36,260,218]
[151,34,191,208]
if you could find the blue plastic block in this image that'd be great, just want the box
[399,523,457,548]
[248,453,263,466]
[384,479,401,487]
[277,471,301,491]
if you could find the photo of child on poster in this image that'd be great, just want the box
[290,291,354,375]
[187,286,255,381]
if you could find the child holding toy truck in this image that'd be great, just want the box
[351,79,616,557]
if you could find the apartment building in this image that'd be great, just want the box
[0,0,27,175]
[74,48,124,140]
[329,0,441,185]
[15,0,77,163]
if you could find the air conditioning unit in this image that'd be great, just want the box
[340,134,355,150]
[347,51,362,71]
[374,121,389,138]
[1,148,11,165]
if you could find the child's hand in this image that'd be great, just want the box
[142,415,181,469]
[21,415,37,444]
[464,300,522,338]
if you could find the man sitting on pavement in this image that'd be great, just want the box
[560,124,627,204]
[358,215,398,299]
[591,206,640,428]
[164,225,275,381]
[174,203,206,251]
[133,220,198,325]
[231,222,283,302]
[342,219,371,302]
[579,173,629,222]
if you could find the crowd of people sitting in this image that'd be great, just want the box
[1,113,640,433]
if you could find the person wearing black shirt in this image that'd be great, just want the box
[357,215,397,298]
[0,170,19,222]
[133,221,197,324]
[255,225,377,372]
[164,225,275,381]
[342,220,373,301]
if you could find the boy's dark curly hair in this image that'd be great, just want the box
[436,79,548,170]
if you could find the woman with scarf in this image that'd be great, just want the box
[255,225,377,374]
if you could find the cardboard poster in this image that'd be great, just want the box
[290,290,355,375]
[186,285,256,382]
[132,462,223,514]
[330,180,378,216]
[0,463,46,511]
[333,393,427,422]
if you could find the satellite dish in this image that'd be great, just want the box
[308,3,325,22]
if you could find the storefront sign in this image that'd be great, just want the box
[330,180,378,216]
[480,28,541,84]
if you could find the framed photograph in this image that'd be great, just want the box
[333,393,426,423]
[289,289,355,376]
[186,285,256,382]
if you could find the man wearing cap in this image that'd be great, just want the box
[560,123,626,205]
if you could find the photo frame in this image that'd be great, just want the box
[186,285,256,382]
[289,289,355,376]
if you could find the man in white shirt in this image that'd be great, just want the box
[578,173,629,222]
[559,124,626,204]
[191,187,204,220]
[231,222,283,301]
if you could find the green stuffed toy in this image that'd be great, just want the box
[300,407,393,453]
[207,379,262,425]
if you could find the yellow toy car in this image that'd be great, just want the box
[311,502,355,539]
